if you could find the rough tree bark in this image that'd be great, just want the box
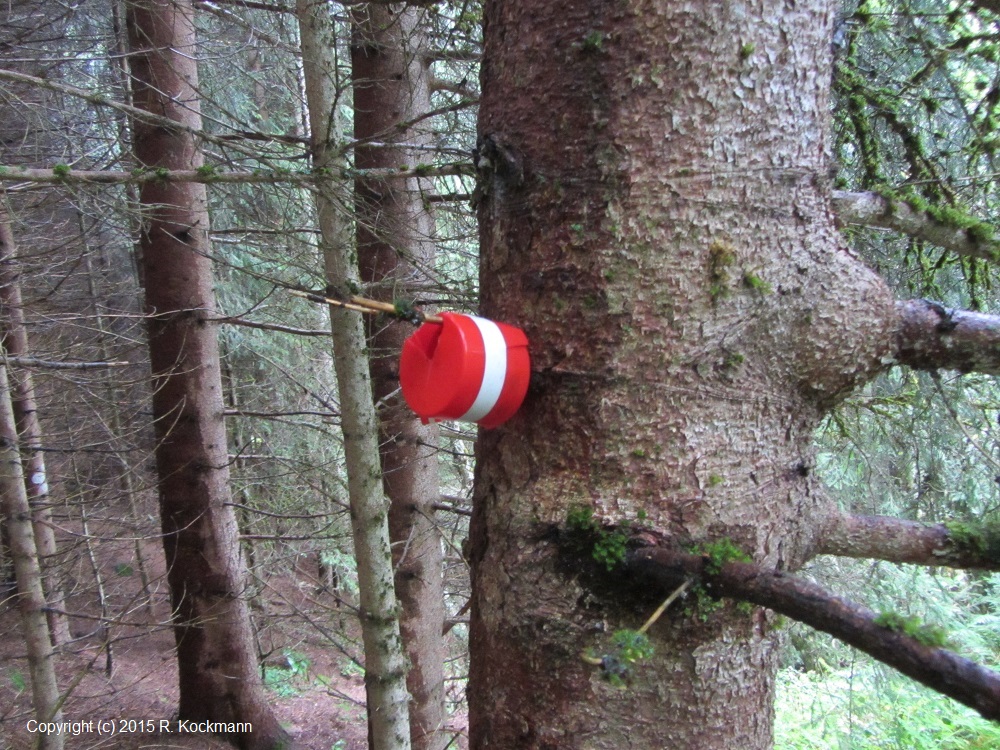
[125,2,288,748]
[297,2,412,748]
[0,357,63,750]
[469,1,897,748]
[351,6,447,750]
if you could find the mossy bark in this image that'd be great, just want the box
[469,1,894,748]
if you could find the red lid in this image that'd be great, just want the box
[399,313,530,428]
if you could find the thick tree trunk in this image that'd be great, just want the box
[0,359,63,750]
[0,214,71,646]
[470,1,894,748]
[297,3,412,749]
[125,3,288,748]
[351,7,447,750]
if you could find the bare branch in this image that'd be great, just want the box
[0,163,473,187]
[893,299,1000,375]
[0,67,215,146]
[833,190,1000,265]
[819,512,1000,570]
[627,547,1000,722]
[214,316,330,337]
[194,0,293,16]
[4,356,130,370]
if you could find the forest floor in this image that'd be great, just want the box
[0,536,467,750]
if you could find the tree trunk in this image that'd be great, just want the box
[297,3,412,749]
[351,6,447,750]
[0,213,71,647]
[0,0,74,648]
[0,358,63,750]
[470,1,894,748]
[125,2,288,748]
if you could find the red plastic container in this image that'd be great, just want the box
[399,312,530,428]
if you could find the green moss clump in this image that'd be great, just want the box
[586,629,655,686]
[392,299,421,324]
[708,240,737,302]
[875,611,951,648]
[565,504,630,571]
[582,30,605,52]
[52,163,71,178]
[695,537,751,575]
[944,520,1000,562]
[742,273,772,294]
[566,504,595,531]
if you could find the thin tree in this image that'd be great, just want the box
[0,354,63,750]
[0,214,71,646]
[469,1,1000,748]
[351,5,447,749]
[297,1,411,748]
[125,2,289,747]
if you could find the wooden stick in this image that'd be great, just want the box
[288,289,444,324]
[638,579,691,634]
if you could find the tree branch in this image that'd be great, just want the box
[626,547,1000,722]
[832,190,1000,265]
[4,356,130,370]
[893,299,1000,375]
[0,163,473,188]
[819,511,1000,570]
[214,316,330,337]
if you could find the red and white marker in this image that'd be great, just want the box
[399,312,530,429]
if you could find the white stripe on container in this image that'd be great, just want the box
[459,315,507,423]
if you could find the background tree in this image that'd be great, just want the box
[125,1,288,746]
[351,5,448,749]
[298,2,412,747]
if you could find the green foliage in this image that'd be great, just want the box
[593,530,629,571]
[742,272,772,294]
[944,520,1000,562]
[776,664,1000,750]
[695,537,751,576]
[392,298,422,324]
[832,0,1000,304]
[582,30,604,52]
[566,504,596,531]
[874,611,951,648]
[52,163,70,177]
[338,658,365,679]
[7,668,25,693]
[264,651,312,698]
[587,629,655,686]
[565,504,630,571]
[114,563,134,577]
